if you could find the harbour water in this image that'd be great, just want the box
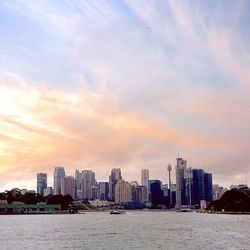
[0,211,249,250]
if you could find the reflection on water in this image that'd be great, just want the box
[0,211,249,250]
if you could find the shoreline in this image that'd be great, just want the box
[207,211,250,215]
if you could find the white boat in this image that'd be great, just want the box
[110,210,125,215]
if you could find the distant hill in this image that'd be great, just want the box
[208,187,250,212]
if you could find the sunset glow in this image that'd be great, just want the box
[0,1,250,190]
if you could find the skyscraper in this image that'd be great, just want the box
[141,169,149,201]
[175,157,187,208]
[37,173,47,196]
[109,168,122,201]
[64,176,75,199]
[53,167,65,195]
[141,169,149,187]
[204,172,213,203]
[192,169,205,207]
[167,164,172,205]
[75,169,83,200]
[82,170,96,200]
[149,180,163,208]
[184,167,193,207]
[99,182,109,200]
[115,179,132,203]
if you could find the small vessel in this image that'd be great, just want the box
[176,208,193,212]
[78,210,86,214]
[110,210,125,215]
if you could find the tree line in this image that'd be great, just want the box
[208,187,250,212]
[0,188,73,210]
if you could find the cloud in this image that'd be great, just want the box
[0,1,250,189]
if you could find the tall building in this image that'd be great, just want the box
[141,169,149,187]
[167,164,172,205]
[192,169,205,207]
[204,172,213,203]
[115,179,132,203]
[91,186,99,200]
[53,167,65,195]
[64,176,75,199]
[99,182,109,200]
[109,168,122,201]
[184,167,193,207]
[82,170,96,200]
[37,173,47,196]
[141,169,149,201]
[175,157,187,208]
[149,180,163,208]
[75,169,83,200]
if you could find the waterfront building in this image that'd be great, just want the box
[115,179,132,203]
[0,204,61,214]
[64,176,75,199]
[53,167,65,195]
[82,170,96,200]
[44,187,53,197]
[109,168,122,201]
[175,157,187,208]
[37,173,47,196]
[99,182,109,200]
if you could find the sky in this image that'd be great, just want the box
[0,0,250,191]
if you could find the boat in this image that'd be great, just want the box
[77,210,86,214]
[176,208,193,212]
[110,210,125,215]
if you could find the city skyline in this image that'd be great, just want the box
[0,158,219,193]
[1,1,250,190]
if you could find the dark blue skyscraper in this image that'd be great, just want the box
[192,169,205,207]
[204,173,213,203]
[149,180,163,208]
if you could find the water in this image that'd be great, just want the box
[0,211,249,250]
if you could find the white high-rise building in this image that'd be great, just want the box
[175,157,187,208]
[82,170,96,200]
[141,169,149,187]
[53,167,65,195]
[141,169,149,201]
[37,173,47,196]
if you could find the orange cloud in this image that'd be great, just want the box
[0,76,221,190]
